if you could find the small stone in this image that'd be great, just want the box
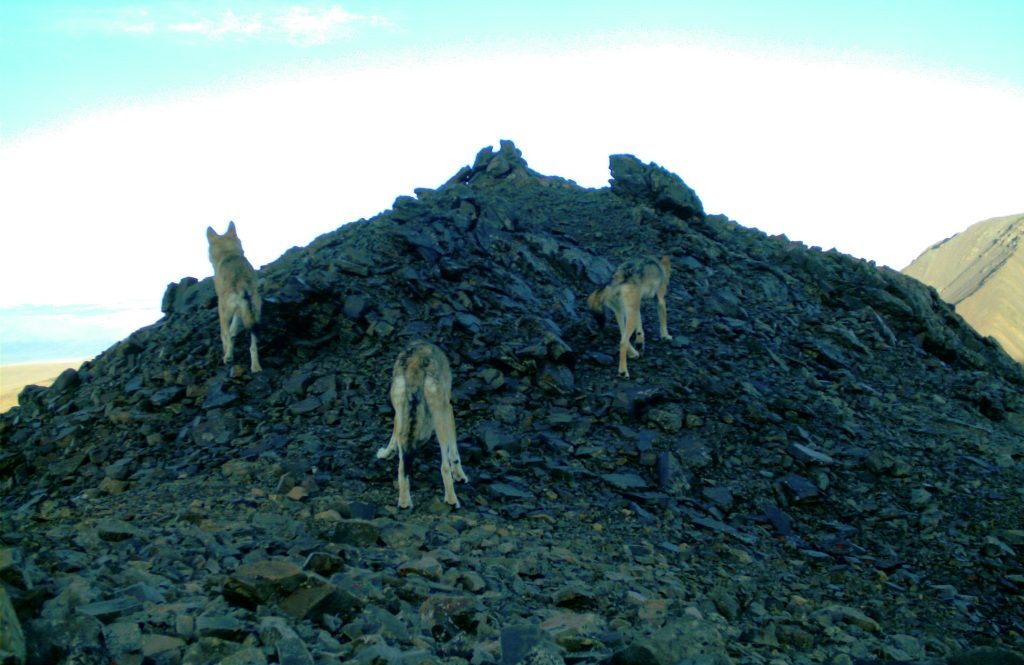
[289,396,322,415]
[302,552,346,577]
[196,615,246,641]
[223,559,306,608]
[98,477,129,495]
[276,636,314,665]
[813,605,880,632]
[776,623,814,649]
[552,583,600,611]
[0,586,26,665]
[786,442,835,465]
[910,488,933,509]
[489,483,535,500]
[103,621,142,656]
[280,579,362,621]
[778,474,819,502]
[96,518,141,542]
[540,611,605,652]
[77,596,142,622]
[948,647,1024,665]
[182,636,253,665]
[222,647,270,665]
[420,595,480,637]
[0,550,27,591]
[601,473,647,490]
[647,404,683,432]
[275,473,297,494]
[398,556,444,580]
[500,623,559,665]
[702,486,734,510]
[142,633,186,661]
[329,519,380,547]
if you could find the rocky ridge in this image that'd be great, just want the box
[1,141,1023,665]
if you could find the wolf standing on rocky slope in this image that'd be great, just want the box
[587,255,673,378]
[206,221,262,374]
[377,341,468,509]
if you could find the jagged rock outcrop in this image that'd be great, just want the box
[903,213,1024,363]
[2,142,1023,664]
[608,153,704,220]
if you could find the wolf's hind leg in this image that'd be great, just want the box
[438,403,467,483]
[618,289,641,376]
[397,448,412,509]
[657,276,672,341]
[377,377,407,460]
[249,332,262,373]
[218,304,234,365]
[426,379,461,507]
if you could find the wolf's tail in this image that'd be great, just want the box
[405,354,434,444]
[586,288,608,329]
[243,288,261,339]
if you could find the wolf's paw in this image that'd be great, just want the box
[453,466,469,483]
[662,333,673,341]
[627,346,640,359]
[376,446,394,460]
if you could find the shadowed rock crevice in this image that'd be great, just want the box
[2,142,1023,664]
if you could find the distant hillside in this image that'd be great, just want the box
[903,213,1024,363]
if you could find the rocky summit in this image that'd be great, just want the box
[2,141,1023,665]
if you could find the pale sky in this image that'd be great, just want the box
[1,2,1023,361]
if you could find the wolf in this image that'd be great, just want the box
[376,341,468,509]
[587,255,673,378]
[206,221,262,373]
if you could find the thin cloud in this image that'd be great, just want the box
[273,6,378,45]
[59,8,156,36]
[169,11,264,38]
[65,5,388,44]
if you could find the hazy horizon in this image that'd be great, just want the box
[0,302,162,365]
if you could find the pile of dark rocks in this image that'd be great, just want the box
[2,141,1022,665]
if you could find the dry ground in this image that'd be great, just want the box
[0,359,88,412]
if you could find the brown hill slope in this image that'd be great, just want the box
[1,142,1023,664]
[904,214,1024,363]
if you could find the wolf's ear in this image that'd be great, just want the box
[227,221,237,236]
[206,226,217,241]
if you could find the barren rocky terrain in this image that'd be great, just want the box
[2,142,1022,665]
